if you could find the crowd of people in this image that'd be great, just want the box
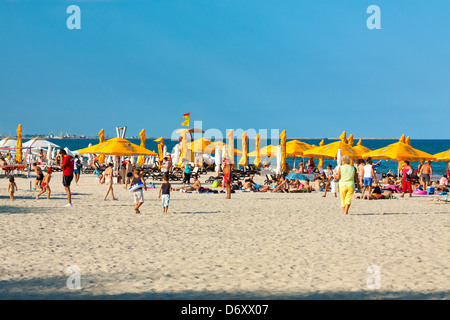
[2,147,450,216]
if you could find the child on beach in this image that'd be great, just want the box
[8,176,18,201]
[158,175,173,214]
[130,169,146,214]
[32,163,44,191]
[36,168,52,200]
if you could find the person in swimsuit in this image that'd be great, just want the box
[36,168,52,200]
[420,160,433,190]
[222,158,232,199]
[33,163,44,191]
[103,163,118,201]
[131,169,146,214]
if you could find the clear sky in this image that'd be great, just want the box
[0,0,449,139]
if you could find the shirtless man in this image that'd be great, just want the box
[32,163,44,191]
[420,161,433,189]
[103,163,118,201]
[356,160,365,190]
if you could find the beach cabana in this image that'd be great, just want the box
[361,135,436,161]
[302,132,359,160]
[77,137,157,157]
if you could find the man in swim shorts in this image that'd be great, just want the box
[420,161,433,190]
[33,163,44,191]
[60,149,74,207]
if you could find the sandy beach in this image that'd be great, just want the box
[0,171,449,300]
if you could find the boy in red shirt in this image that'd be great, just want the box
[59,149,74,207]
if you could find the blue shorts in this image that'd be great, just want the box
[74,169,80,175]
[364,178,373,187]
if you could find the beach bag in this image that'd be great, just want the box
[211,180,220,188]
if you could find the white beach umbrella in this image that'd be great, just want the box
[222,145,227,163]
[276,145,282,174]
[46,145,52,164]
[0,137,17,148]
[337,149,343,166]
[163,145,168,157]
[172,144,180,167]
[64,147,74,157]
[214,145,222,173]
[23,137,60,149]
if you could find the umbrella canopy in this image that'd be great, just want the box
[361,135,436,161]
[434,149,450,162]
[285,172,309,181]
[0,137,17,148]
[204,141,242,155]
[248,144,279,158]
[77,137,158,157]
[23,137,60,149]
[303,132,359,159]
[285,140,313,157]
[353,139,371,156]
[187,138,213,153]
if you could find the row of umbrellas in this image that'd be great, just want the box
[3,127,450,165]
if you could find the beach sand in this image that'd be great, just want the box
[0,171,449,299]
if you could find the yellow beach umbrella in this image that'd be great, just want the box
[248,144,279,158]
[203,141,242,155]
[137,129,146,165]
[303,132,359,159]
[317,139,325,168]
[77,137,158,157]
[353,139,371,156]
[178,129,189,167]
[188,138,213,153]
[16,124,22,163]
[434,149,450,162]
[285,140,313,157]
[280,130,287,171]
[254,133,261,167]
[361,135,436,161]
[97,129,105,163]
[238,131,248,167]
[154,137,165,168]
[226,129,235,166]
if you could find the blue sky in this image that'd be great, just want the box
[0,0,449,139]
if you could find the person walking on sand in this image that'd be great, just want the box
[158,175,173,214]
[8,176,18,201]
[420,160,433,190]
[130,169,146,214]
[59,149,74,207]
[36,168,52,200]
[124,158,133,190]
[32,163,44,191]
[400,160,413,198]
[103,162,118,201]
[335,155,360,215]
[361,159,376,197]
[222,157,232,199]
[73,155,82,186]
